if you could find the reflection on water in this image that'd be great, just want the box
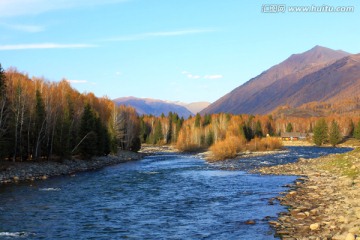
[0,147,351,239]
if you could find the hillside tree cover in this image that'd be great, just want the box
[2,66,360,162]
[0,67,140,161]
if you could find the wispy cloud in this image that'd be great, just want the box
[181,71,223,80]
[204,74,223,80]
[0,43,96,50]
[103,29,215,42]
[0,0,129,17]
[0,22,45,33]
[66,79,97,85]
[66,80,88,84]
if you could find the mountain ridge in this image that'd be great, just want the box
[113,97,210,117]
[201,45,352,115]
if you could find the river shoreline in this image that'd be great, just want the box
[0,151,143,184]
[257,148,360,239]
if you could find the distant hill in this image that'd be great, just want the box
[201,45,351,115]
[174,101,210,114]
[113,97,194,118]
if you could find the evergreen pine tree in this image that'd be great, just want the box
[313,118,328,146]
[328,120,342,147]
[353,120,360,140]
[0,64,5,94]
[0,64,9,159]
[95,117,105,155]
[206,130,214,146]
[33,90,46,160]
[166,116,172,143]
[254,120,263,137]
[203,114,211,126]
[194,113,201,128]
[242,123,254,141]
[78,104,97,158]
[348,120,355,137]
[286,123,293,132]
[265,120,274,136]
[153,121,163,144]
[139,117,148,143]
[130,137,141,152]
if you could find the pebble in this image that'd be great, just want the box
[345,233,356,240]
[245,220,256,225]
[309,223,320,231]
[256,147,360,239]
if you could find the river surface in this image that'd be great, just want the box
[0,147,352,239]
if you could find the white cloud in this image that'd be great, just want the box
[204,74,223,79]
[66,79,97,85]
[0,22,45,33]
[187,74,201,79]
[66,80,88,84]
[181,71,223,80]
[0,43,96,50]
[0,0,129,17]
[103,29,215,41]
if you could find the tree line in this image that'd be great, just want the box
[2,65,360,162]
[0,65,140,161]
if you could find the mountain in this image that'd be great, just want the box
[172,101,211,114]
[113,97,194,118]
[184,102,211,114]
[201,46,351,115]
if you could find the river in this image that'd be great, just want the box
[0,147,352,239]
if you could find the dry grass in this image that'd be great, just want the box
[209,136,245,161]
[247,137,283,152]
[176,142,203,152]
[318,148,360,179]
[209,137,283,161]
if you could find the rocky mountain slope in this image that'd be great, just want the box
[201,46,352,115]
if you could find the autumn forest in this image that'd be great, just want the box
[1,65,360,162]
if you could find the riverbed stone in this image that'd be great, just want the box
[309,223,320,231]
[296,213,307,219]
[344,233,356,240]
[245,220,256,225]
[256,145,360,239]
[338,216,348,224]
[348,227,359,234]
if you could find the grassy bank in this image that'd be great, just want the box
[257,141,360,239]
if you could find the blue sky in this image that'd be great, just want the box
[0,0,359,103]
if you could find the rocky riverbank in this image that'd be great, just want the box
[139,144,179,154]
[0,151,143,184]
[201,149,289,162]
[257,148,360,239]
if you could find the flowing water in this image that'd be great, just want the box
[0,147,352,239]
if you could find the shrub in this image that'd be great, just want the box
[209,135,246,161]
[176,143,203,152]
[247,137,283,152]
